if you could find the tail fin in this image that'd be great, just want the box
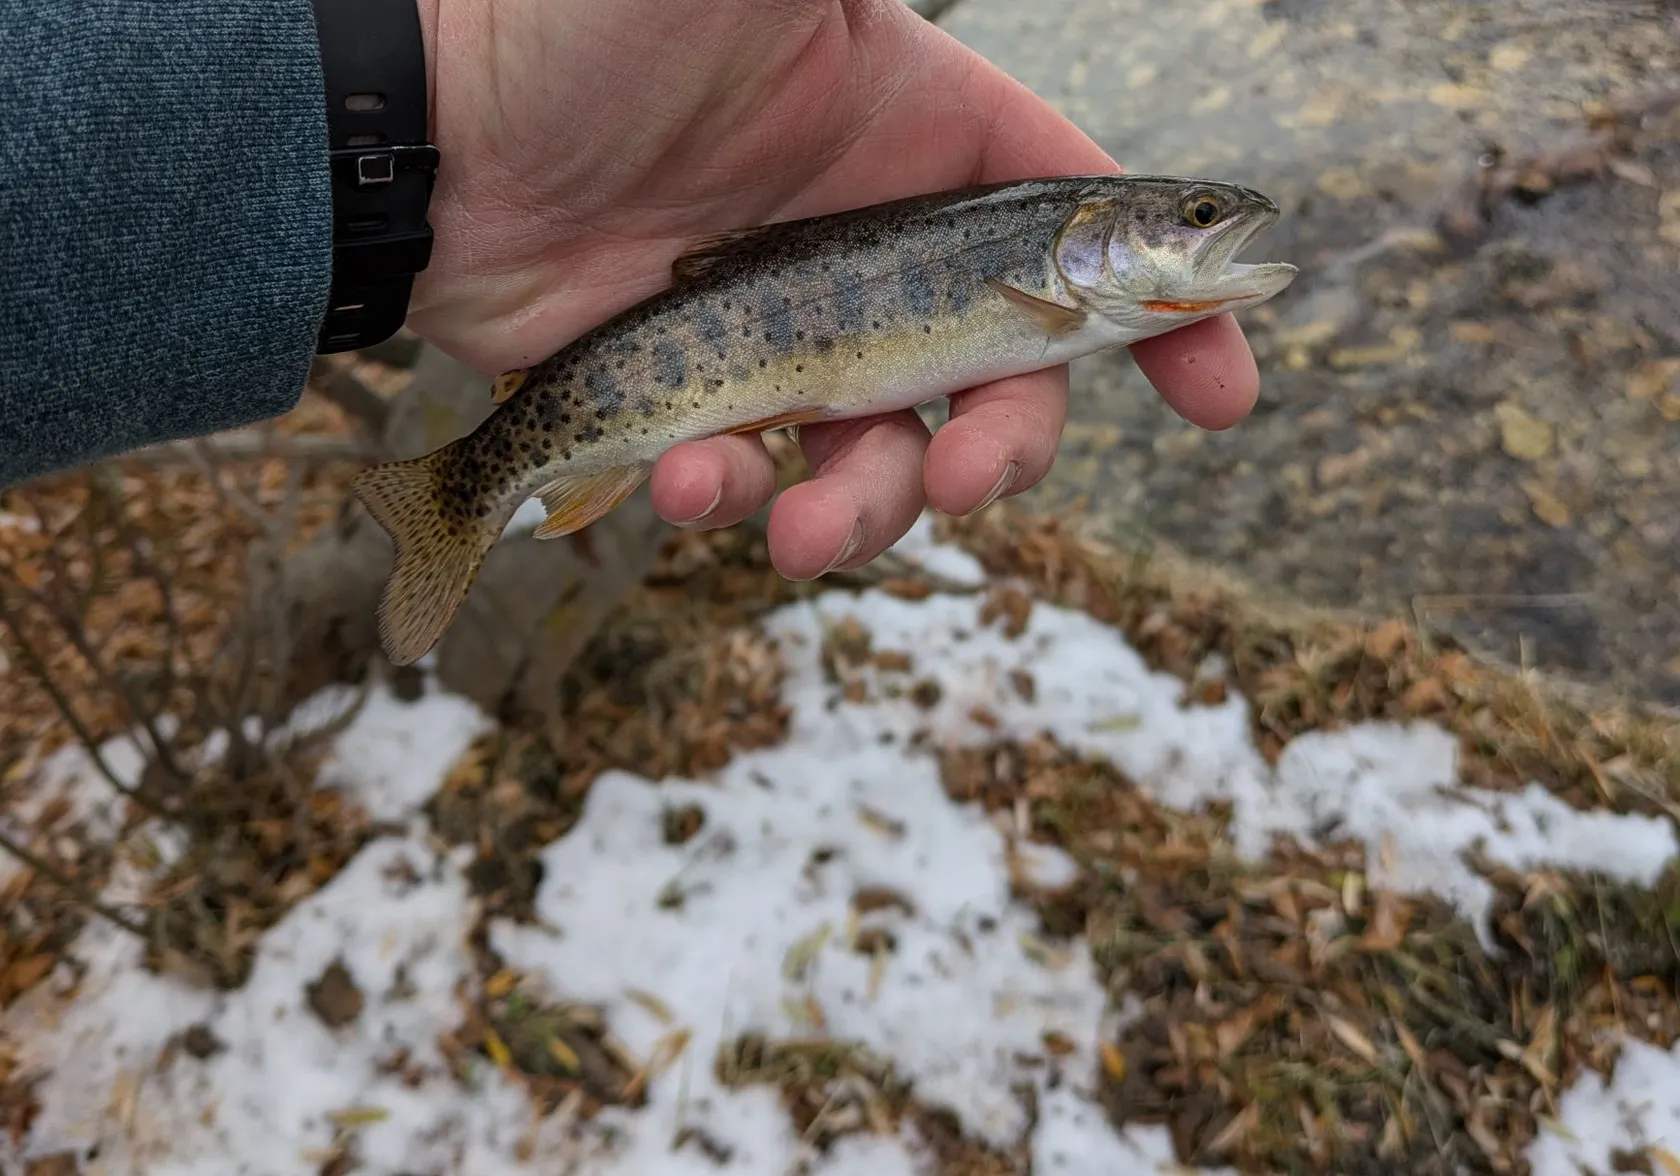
[352,454,512,666]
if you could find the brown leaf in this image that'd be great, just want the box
[306,960,364,1029]
[1364,619,1409,660]
[1206,1102,1261,1155]
[1327,1015,1381,1065]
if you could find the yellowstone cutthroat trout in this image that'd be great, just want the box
[354,174,1297,664]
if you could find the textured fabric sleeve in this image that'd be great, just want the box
[0,0,332,487]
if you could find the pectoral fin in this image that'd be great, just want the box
[984,278,1087,338]
[672,225,781,282]
[530,464,651,539]
[491,368,531,404]
[722,407,833,436]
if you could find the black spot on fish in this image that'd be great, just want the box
[694,303,728,349]
[834,271,867,333]
[635,394,656,416]
[653,338,687,389]
[759,287,795,354]
[580,425,601,444]
[900,255,938,317]
[586,368,624,417]
[947,274,973,313]
[969,238,1012,279]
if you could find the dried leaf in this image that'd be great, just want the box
[623,987,674,1025]
[1206,1102,1261,1155]
[326,1105,389,1128]
[483,1027,512,1068]
[1327,1015,1381,1065]
[545,1036,581,1073]
[783,923,832,983]
[1099,1041,1128,1083]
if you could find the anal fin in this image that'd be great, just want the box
[984,277,1087,338]
[530,464,651,540]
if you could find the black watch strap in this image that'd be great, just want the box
[309,0,440,354]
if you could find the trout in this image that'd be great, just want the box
[354,174,1297,664]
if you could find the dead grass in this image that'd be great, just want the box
[3,404,1677,1174]
[717,1034,1021,1175]
[941,507,1679,819]
[943,734,1680,1174]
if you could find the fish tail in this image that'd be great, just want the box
[352,449,515,666]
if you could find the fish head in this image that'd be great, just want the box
[1052,176,1297,332]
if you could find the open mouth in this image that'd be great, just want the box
[1140,208,1297,315]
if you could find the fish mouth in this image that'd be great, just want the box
[1202,202,1297,305]
[1143,202,1297,316]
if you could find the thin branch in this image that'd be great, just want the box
[0,588,170,818]
[1437,84,1680,246]
[309,357,394,436]
[119,431,375,469]
[0,825,151,938]
[12,572,192,788]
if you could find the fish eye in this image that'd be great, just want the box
[1182,196,1224,228]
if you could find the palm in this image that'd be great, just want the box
[409,0,1263,578]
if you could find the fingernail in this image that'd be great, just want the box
[818,518,866,577]
[969,461,1021,515]
[673,485,724,528]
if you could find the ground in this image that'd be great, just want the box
[2,478,1678,1175]
[5,1,1680,1169]
[934,0,1680,706]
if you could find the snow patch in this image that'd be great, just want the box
[4,519,1676,1176]
[1529,1037,1680,1176]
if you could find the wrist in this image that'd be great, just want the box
[309,0,441,354]
[413,0,439,141]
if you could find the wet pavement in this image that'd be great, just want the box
[930,0,1680,707]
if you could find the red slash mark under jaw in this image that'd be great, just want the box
[1138,298,1234,314]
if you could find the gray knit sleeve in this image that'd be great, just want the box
[0,0,334,486]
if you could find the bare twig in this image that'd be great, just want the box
[119,431,374,469]
[309,357,394,436]
[12,574,191,788]
[0,825,151,939]
[0,587,169,817]
[1437,84,1680,246]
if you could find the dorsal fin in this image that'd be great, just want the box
[670,224,780,282]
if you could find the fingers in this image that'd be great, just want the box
[924,367,1068,516]
[649,434,779,529]
[765,408,932,580]
[1128,313,1260,431]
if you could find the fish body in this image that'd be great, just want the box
[354,174,1297,664]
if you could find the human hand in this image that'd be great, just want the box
[406,0,1262,578]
